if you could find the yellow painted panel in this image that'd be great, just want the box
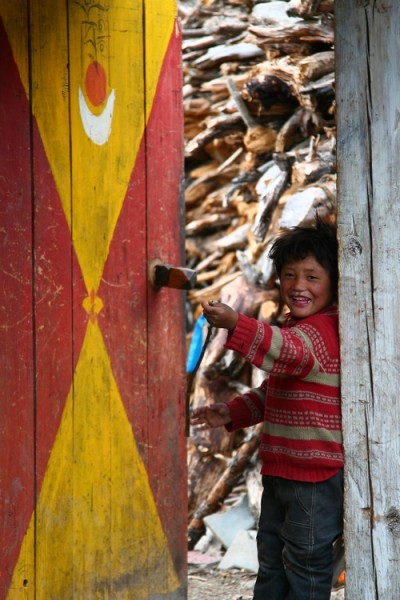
[7,321,179,599]
[1,1,178,292]
[20,0,178,294]
[29,1,72,224]
[67,0,145,293]
[144,0,177,121]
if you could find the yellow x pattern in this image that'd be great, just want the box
[2,1,180,597]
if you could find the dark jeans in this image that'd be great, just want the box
[253,471,343,600]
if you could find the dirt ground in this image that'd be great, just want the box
[187,563,345,600]
[188,564,256,600]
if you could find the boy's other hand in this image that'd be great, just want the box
[190,403,231,430]
[201,301,238,332]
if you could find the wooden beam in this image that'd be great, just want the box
[336,2,400,598]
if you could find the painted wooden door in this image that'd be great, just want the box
[0,1,186,598]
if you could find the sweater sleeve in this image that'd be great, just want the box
[226,378,268,431]
[225,312,331,379]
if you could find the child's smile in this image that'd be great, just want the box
[280,255,334,319]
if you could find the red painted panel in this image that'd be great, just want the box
[0,18,34,594]
[100,24,187,581]
[100,139,149,451]
[146,21,187,580]
[0,20,88,592]
[33,121,87,486]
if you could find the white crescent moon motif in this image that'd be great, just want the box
[78,87,115,146]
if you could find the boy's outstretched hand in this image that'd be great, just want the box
[201,301,238,332]
[190,403,231,430]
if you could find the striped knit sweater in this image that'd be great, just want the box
[225,306,343,482]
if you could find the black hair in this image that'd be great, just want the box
[268,217,338,297]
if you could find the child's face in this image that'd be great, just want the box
[280,255,333,319]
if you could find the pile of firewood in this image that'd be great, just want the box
[180,0,336,547]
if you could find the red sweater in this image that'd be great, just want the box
[225,306,343,482]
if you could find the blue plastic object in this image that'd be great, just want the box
[186,314,207,373]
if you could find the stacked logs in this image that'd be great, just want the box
[180,0,337,547]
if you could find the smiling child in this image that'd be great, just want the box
[190,218,343,600]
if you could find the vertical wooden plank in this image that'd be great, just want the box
[29,0,82,509]
[68,0,182,597]
[336,2,400,598]
[0,6,35,596]
[145,0,187,594]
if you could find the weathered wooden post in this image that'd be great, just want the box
[336,2,400,598]
[0,1,187,598]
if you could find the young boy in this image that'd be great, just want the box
[190,219,343,600]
